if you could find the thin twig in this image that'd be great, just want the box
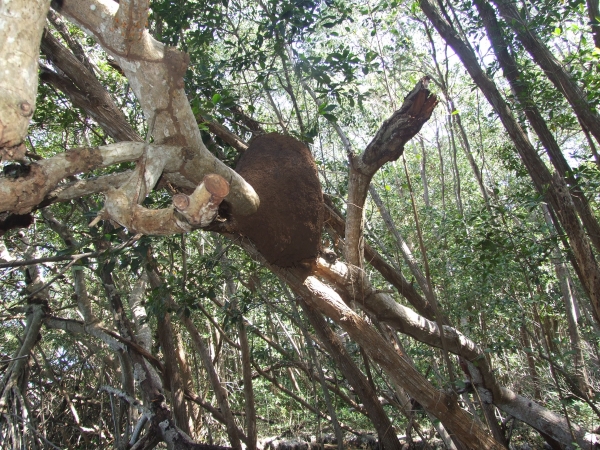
[0,234,142,269]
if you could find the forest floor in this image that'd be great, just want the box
[260,434,448,450]
[258,431,551,450]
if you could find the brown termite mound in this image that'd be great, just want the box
[234,133,323,277]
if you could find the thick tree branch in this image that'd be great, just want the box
[0,143,228,235]
[0,0,50,155]
[0,143,164,214]
[52,0,259,215]
[345,77,437,267]
[40,30,142,143]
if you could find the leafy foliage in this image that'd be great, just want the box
[3,0,600,448]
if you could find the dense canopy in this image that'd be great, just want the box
[1,0,600,449]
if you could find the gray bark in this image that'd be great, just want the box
[491,0,600,147]
[421,0,600,331]
[0,0,50,152]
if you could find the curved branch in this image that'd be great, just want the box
[345,77,437,266]
[0,143,234,230]
[53,0,259,215]
[104,173,229,235]
[0,142,160,214]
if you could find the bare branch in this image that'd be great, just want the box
[54,0,259,215]
[345,77,437,267]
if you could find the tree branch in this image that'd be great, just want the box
[0,0,50,154]
[345,77,437,267]
[53,0,259,216]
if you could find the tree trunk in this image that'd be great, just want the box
[446,115,465,216]
[435,128,447,212]
[145,264,189,435]
[369,186,431,301]
[421,0,600,329]
[237,319,257,450]
[491,0,600,146]
[300,300,403,450]
[175,330,203,439]
[475,0,600,254]
[452,105,490,204]
[0,303,45,411]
